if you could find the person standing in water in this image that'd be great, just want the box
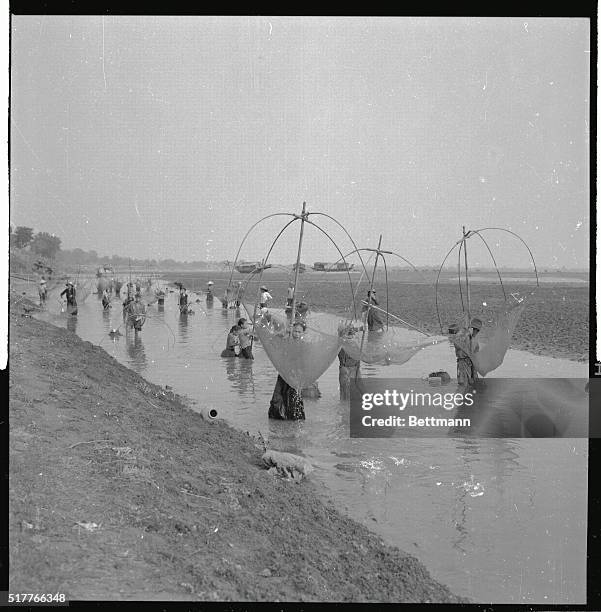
[206,281,214,303]
[268,321,306,420]
[178,287,190,314]
[38,277,47,306]
[127,293,147,332]
[259,285,272,311]
[60,281,77,315]
[363,290,385,332]
[449,318,481,387]
[234,281,244,308]
[101,288,111,310]
[338,325,361,400]
[237,317,254,359]
[286,282,295,307]
[221,325,241,357]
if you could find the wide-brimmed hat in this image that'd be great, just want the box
[260,286,268,291]
[470,318,483,330]
[207,281,214,285]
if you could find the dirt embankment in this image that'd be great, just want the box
[8,297,465,603]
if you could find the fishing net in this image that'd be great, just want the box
[77,281,92,304]
[340,325,443,365]
[97,277,109,293]
[449,295,529,376]
[250,308,343,390]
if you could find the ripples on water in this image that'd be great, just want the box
[35,283,587,604]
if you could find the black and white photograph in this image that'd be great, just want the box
[7,13,594,605]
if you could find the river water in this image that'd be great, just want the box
[36,283,587,604]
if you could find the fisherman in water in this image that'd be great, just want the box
[237,317,254,359]
[449,318,481,387]
[233,281,244,308]
[338,324,361,400]
[206,281,214,303]
[178,286,191,314]
[286,282,295,307]
[259,285,272,311]
[101,287,111,310]
[268,321,306,420]
[126,293,147,332]
[60,281,77,315]
[38,277,47,306]
[362,290,385,332]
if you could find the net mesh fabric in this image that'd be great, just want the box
[250,308,342,390]
[450,295,529,376]
[340,325,442,365]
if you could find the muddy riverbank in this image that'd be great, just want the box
[8,295,465,603]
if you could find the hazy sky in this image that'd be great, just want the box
[10,16,590,268]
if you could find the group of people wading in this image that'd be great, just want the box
[46,271,482,423]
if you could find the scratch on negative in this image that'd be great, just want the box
[102,16,107,90]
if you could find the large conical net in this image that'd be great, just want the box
[96,277,109,294]
[76,280,92,304]
[249,307,343,390]
[340,323,443,365]
[449,295,529,376]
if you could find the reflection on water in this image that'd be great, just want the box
[223,356,256,399]
[177,311,191,343]
[35,279,587,604]
[125,331,147,372]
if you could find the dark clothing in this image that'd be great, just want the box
[60,285,76,303]
[240,346,254,359]
[268,375,305,420]
[338,348,360,400]
[362,296,384,331]
[453,334,479,386]
[61,286,77,314]
[367,308,384,331]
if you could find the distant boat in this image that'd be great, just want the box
[235,262,261,273]
[96,265,113,278]
[312,261,355,272]
[292,263,306,273]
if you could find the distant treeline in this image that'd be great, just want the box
[9,225,221,270]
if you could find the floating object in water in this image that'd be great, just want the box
[262,450,313,480]
[428,371,451,385]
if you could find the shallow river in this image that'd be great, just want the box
[36,284,587,604]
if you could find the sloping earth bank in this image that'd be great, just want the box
[8,297,465,602]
